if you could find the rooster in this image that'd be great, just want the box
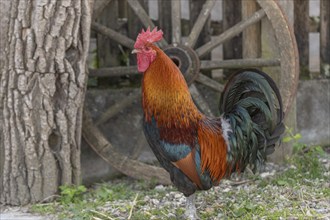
[132,27,284,219]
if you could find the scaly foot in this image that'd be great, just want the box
[184,194,200,220]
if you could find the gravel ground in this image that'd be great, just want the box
[1,156,329,220]
[0,206,57,220]
[102,161,330,220]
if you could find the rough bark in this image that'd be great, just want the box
[0,0,92,205]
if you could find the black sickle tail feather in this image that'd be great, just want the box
[220,69,285,172]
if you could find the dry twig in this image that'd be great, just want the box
[128,193,139,219]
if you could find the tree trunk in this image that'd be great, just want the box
[0,0,93,205]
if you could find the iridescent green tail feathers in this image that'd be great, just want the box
[220,69,285,173]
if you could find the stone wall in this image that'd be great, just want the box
[296,79,330,146]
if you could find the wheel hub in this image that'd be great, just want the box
[163,44,200,84]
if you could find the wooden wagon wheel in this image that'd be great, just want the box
[83,0,299,184]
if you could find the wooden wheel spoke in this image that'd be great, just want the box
[127,0,155,28]
[96,91,141,125]
[171,0,182,44]
[195,73,224,92]
[89,66,139,78]
[130,131,146,160]
[189,84,214,117]
[200,58,280,70]
[83,110,171,185]
[127,0,168,47]
[92,22,135,49]
[196,9,266,57]
[185,0,216,48]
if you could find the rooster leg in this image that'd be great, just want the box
[184,193,199,220]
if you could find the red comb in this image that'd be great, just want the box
[134,27,163,48]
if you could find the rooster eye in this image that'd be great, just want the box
[145,47,151,51]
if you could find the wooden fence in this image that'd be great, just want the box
[91,0,329,79]
[294,0,330,78]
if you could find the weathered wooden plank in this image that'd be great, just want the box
[96,0,120,88]
[159,0,172,42]
[222,0,242,65]
[171,0,181,44]
[320,0,330,77]
[200,58,280,69]
[294,0,309,78]
[242,0,261,58]
[89,66,139,77]
[118,0,127,18]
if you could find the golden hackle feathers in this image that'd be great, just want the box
[142,45,201,128]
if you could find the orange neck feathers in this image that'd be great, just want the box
[142,46,202,144]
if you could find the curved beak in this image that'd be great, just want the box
[131,49,140,54]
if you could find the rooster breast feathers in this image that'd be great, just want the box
[143,116,231,196]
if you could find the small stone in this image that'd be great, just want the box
[223,187,231,192]
[174,193,182,199]
[316,208,328,214]
[178,197,186,204]
[260,172,269,178]
[290,164,297,169]
[151,199,159,205]
[155,185,165,191]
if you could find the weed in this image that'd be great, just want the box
[59,185,87,204]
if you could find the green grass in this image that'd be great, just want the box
[30,142,329,219]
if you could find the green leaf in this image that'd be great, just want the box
[313,146,325,155]
[293,133,302,140]
[276,180,288,186]
[233,208,245,217]
[282,136,292,143]
[244,202,256,211]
